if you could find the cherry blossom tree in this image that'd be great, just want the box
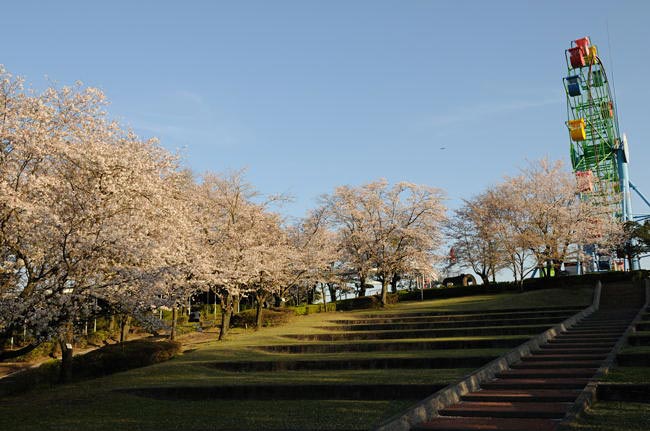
[0,68,186,379]
[446,191,508,285]
[320,180,446,306]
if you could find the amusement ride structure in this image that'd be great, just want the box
[563,36,649,271]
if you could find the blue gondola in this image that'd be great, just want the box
[566,75,581,97]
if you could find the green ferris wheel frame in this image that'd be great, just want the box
[563,37,624,218]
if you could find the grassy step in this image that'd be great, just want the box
[115,383,446,400]
[482,378,589,390]
[337,309,581,324]
[325,316,571,331]
[461,389,580,403]
[287,325,553,341]
[495,368,597,379]
[207,355,498,371]
[627,333,650,346]
[597,383,650,402]
[635,321,650,331]
[617,352,650,366]
[362,306,584,319]
[259,336,531,353]
[412,417,558,431]
[439,401,570,419]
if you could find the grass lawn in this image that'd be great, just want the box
[602,366,650,384]
[568,402,650,431]
[0,287,594,431]
[1,394,416,430]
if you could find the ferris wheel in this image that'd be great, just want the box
[563,36,639,270]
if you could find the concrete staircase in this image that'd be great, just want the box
[411,282,645,431]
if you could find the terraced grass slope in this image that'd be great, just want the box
[0,287,593,431]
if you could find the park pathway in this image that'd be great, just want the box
[412,283,646,431]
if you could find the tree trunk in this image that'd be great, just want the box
[307,286,315,304]
[478,272,491,285]
[390,274,399,293]
[219,292,233,341]
[119,315,131,343]
[255,294,265,329]
[233,294,241,315]
[380,277,390,307]
[328,283,337,304]
[170,307,177,341]
[109,314,117,334]
[320,284,328,312]
[58,322,74,383]
[357,271,367,297]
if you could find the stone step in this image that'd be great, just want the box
[482,378,589,389]
[495,368,597,379]
[461,389,580,403]
[522,354,607,362]
[546,340,615,347]
[532,349,611,355]
[574,321,630,326]
[558,329,625,337]
[511,361,601,369]
[570,325,629,330]
[537,344,612,352]
[411,417,559,431]
[439,401,570,419]
[553,337,619,343]
[555,333,620,339]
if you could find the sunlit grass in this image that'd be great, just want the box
[0,286,595,431]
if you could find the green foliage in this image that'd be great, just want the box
[0,339,181,397]
[398,271,647,303]
[230,307,295,328]
[290,303,337,315]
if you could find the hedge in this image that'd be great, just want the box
[230,307,296,328]
[398,270,649,302]
[335,293,399,311]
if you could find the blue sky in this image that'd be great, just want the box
[3,0,650,221]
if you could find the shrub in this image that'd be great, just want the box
[72,339,181,378]
[0,339,181,397]
[230,307,295,328]
[290,303,337,315]
[335,293,398,311]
